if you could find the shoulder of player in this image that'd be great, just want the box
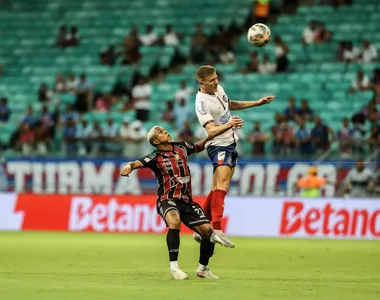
[171,142,186,149]
[141,152,158,163]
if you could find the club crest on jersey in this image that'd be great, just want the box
[222,95,228,103]
[197,101,207,115]
[220,111,231,124]
[174,153,180,160]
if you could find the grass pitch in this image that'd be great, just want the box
[0,232,379,300]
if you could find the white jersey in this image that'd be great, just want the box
[195,85,238,148]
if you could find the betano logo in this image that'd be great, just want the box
[280,201,380,237]
[69,197,167,232]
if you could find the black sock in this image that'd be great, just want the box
[167,228,180,262]
[199,238,215,266]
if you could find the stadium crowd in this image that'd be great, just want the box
[0,0,379,160]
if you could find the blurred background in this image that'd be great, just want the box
[0,3,379,297]
[0,0,379,197]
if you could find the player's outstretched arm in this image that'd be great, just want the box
[229,96,275,111]
[120,161,144,177]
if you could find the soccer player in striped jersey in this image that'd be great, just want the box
[120,121,242,280]
[194,65,275,246]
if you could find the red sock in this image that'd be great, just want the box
[203,190,214,221]
[211,189,226,230]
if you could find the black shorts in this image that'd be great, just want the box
[157,199,209,229]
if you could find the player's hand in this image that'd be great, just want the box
[230,116,244,129]
[120,164,132,177]
[256,96,275,106]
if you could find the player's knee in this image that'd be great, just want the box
[165,210,181,229]
[198,224,213,239]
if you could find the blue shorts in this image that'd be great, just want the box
[207,143,238,172]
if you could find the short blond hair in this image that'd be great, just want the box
[196,65,216,82]
[147,126,159,146]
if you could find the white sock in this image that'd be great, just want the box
[197,263,207,271]
[170,261,179,269]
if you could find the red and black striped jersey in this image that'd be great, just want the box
[138,142,200,202]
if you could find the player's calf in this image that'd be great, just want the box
[165,210,186,279]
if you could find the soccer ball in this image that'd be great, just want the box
[247,23,271,47]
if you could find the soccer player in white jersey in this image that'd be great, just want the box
[194,65,275,246]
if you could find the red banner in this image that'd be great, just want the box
[5,194,227,233]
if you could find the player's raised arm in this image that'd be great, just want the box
[229,96,275,111]
[120,160,144,177]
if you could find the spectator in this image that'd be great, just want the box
[283,97,300,122]
[100,45,117,66]
[258,54,276,74]
[369,68,380,103]
[76,119,92,156]
[162,101,175,124]
[343,41,360,63]
[54,73,66,93]
[38,83,55,103]
[63,117,77,156]
[360,40,378,63]
[0,97,11,125]
[367,102,380,123]
[311,116,335,154]
[18,123,34,155]
[34,121,49,156]
[295,120,313,157]
[61,104,79,124]
[66,26,80,46]
[178,121,194,143]
[276,120,296,157]
[132,77,152,122]
[302,20,318,45]
[274,36,289,72]
[122,27,141,64]
[314,23,332,43]
[66,73,79,92]
[210,25,232,52]
[219,48,236,64]
[337,118,353,158]
[174,81,194,104]
[253,0,270,24]
[351,114,366,155]
[190,23,208,64]
[55,25,68,48]
[174,98,192,131]
[248,121,268,156]
[40,105,57,138]
[348,70,370,93]
[296,166,332,198]
[367,124,380,151]
[139,25,159,46]
[95,93,113,112]
[163,24,181,47]
[240,51,259,73]
[119,117,131,157]
[124,120,147,158]
[298,99,314,122]
[102,117,120,156]
[87,120,103,156]
[344,159,376,197]
[20,105,37,129]
[271,112,284,156]
[75,73,92,113]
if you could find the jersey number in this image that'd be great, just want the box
[194,207,206,219]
